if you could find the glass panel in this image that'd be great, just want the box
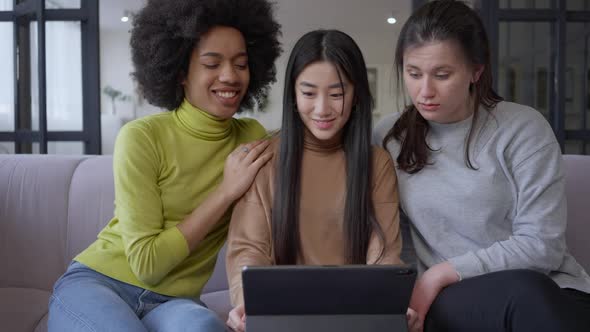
[46,21,82,131]
[48,141,84,154]
[498,22,552,120]
[45,0,80,9]
[0,142,14,154]
[500,0,554,9]
[0,23,14,131]
[566,140,590,155]
[30,21,39,131]
[564,140,584,154]
[0,0,12,11]
[568,0,590,10]
[565,23,590,130]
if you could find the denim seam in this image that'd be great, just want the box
[50,294,98,332]
[51,295,97,332]
[136,289,151,317]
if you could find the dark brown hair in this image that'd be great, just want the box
[383,0,502,173]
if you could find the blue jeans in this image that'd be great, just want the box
[48,261,227,332]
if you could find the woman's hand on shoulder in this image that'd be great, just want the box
[218,139,273,202]
[227,304,246,332]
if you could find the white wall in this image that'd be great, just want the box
[99,28,162,154]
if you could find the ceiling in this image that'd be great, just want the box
[99,0,412,64]
[99,0,410,31]
[99,0,147,31]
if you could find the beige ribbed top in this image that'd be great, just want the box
[226,133,403,305]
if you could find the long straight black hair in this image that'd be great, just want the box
[272,29,384,265]
[383,0,503,173]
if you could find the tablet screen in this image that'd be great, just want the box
[242,264,416,316]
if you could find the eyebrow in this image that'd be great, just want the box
[299,81,347,89]
[405,64,453,71]
[199,51,248,59]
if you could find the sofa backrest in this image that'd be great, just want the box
[1,154,589,292]
[66,156,116,264]
[563,154,590,270]
[0,154,229,294]
[0,155,90,290]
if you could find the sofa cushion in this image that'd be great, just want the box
[0,288,51,332]
[66,156,115,265]
[201,289,232,322]
[202,243,229,294]
[563,155,590,271]
[0,155,86,291]
[34,314,48,332]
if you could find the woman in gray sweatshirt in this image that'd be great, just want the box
[373,1,590,331]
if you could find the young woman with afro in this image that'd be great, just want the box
[48,0,282,331]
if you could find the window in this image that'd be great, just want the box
[0,0,100,154]
[412,0,590,155]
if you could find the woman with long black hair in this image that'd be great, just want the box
[225,29,403,332]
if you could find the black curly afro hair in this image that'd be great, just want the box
[130,0,282,111]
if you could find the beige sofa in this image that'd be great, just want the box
[1,154,589,332]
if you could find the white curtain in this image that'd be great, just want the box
[46,21,83,131]
[29,21,83,131]
[0,23,14,132]
[0,0,12,11]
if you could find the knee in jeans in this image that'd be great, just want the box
[202,315,226,331]
[48,294,95,332]
[194,307,225,330]
[169,301,225,331]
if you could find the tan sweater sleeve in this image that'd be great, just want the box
[226,175,273,306]
[367,148,403,265]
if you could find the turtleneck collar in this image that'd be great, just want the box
[302,127,343,153]
[174,99,233,140]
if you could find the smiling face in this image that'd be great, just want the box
[403,40,483,124]
[183,26,250,119]
[295,61,355,141]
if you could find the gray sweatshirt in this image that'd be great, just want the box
[373,101,590,293]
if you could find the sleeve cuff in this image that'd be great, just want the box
[448,251,485,280]
[161,226,191,260]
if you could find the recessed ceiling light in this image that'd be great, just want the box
[121,10,131,23]
[387,17,397,24]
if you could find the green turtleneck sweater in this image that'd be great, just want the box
[75,100,266,298]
